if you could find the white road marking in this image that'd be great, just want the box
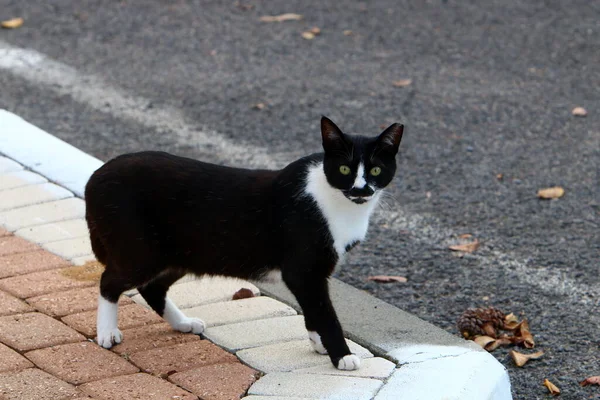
[0,41,596,311]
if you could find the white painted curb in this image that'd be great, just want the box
[0,110,103,197]
[0,110,513,399]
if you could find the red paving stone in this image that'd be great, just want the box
[129,340,238,377]
[0,236,39,257]
[0,228,9,237]
[25,342,139,385]
[0,250,70,279]
[111,322,200,355]
[27,286,133,317]
[62,303,163,337]
[169,363,259,400]
[0,312,85,352]
[0,342,33,373]
[0,267,95,299]
[0,368,81,399]
[79,373,198,400]
[0,290,33,316]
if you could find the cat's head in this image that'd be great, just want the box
[320,116,403,204]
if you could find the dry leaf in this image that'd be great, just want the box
[367,275,408,283]
[572,106,587,117]
[259,13,303,22]
[309,27,321,35]
[504,313,520,330]
[486,337,513,352]
[496,173,504,181]
[537,186,564,199]
[343,30,353,36]
[459,233,473,239]
[510,349,544,367]
[449,239,480,253]
[580,376,600,386]
[543,379,561,395]
[232,288,255,300]
[301,31,315,40]
[252,102,266,110]
[515,319,535,348]
[473,335,495,349]
[392,79,412,87]
[1,17,24,29]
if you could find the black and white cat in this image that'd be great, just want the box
[85,116,403,370]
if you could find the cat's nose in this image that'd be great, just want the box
[349,186,374,197]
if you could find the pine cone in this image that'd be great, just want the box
[457,307,505,339]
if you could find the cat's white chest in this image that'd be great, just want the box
[304,163,380,257]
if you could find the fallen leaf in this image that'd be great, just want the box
[259,13,302,22]
[392,79,412,87]
[485,337,513,352]
[252,102,266,110]
[309,27,321,35]
[514,319,535,348]
[343,30,353,36]
[1,17,24,29]
[572,106,587,117]
[301,31,315,40]
[473,335,495,349]
[537,186,565,199]
[459,233,472,239]
[504,313,520,330]
[510,349,544,367]
[367,275,408,283]
[449,239,480,253]
[232,288,255,300]
[496,173,504,181]
[580,376,600,386]
[543,379,561,395]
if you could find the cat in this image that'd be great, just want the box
[85,116,403,370]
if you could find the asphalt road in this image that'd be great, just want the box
[1,1,598,398]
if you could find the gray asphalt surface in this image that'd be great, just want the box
[1,1,598,398]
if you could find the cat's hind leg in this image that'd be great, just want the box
[138,270,205,334]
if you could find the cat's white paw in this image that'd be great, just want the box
[308,331,328,355]
[337,354,361,370]
[96,328,123,349]
[173,317,205,334]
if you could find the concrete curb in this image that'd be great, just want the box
[0,110,513,399]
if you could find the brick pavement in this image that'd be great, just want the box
[0,231,259,400]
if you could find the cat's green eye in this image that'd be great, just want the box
[339,165,351,175]
[370,167,382,176]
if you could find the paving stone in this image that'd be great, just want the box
[247,372,383,400]
[0,228,9,237]
[25,342,139,385]
[0,250,70,279]
[110,322,200,355]
[0,235,39,257]
[0,170,47,191]
[27,286,132,318]
[237,339,373,374]
[132,277,260,309]
[0,368,81,400]
[0,157,22,173]
[0,290,33,316]
[169,363,259,400]
[0,198,86,232]
[0,267,95,298]
[0,342,34,373]
[62,303,163,337]
[0,183,73,212]
[79,373,198,400]
[293,357,396,380]
[16,219,89,245]
[129,340,238,376]
[72,254,97,266]
[203,315,307,352]
[183,296,296,328]
[44,236,93,260]
[0,312,85,351]
[241,397,312,400]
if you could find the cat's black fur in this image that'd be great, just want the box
[85,117,403,368]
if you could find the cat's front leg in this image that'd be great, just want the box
[283,274,360,370]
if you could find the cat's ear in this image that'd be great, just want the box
[321,116,347,152]
[376,123,404,155]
